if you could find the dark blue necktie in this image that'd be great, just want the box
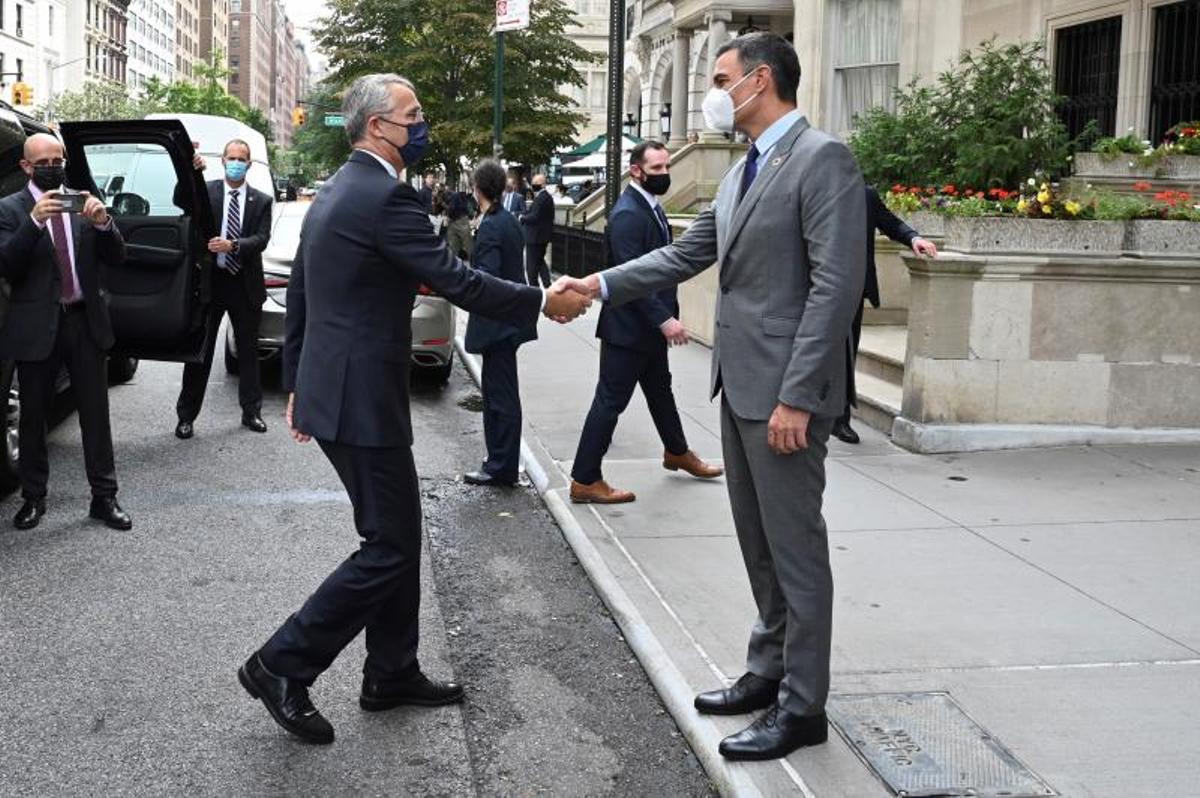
[653,204,671,242]
[739,144,760,200]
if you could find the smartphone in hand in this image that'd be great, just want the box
[57,189,87,214]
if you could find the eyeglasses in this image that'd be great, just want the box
[31,158,67,167]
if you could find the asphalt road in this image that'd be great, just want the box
[0,347,714,797]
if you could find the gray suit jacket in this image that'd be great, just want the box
[602,116,866,421]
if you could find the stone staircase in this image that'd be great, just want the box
[853,324,906,435]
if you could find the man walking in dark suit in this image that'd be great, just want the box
[520,173,554,287]
[417,173,436,214]
[238,74,591,744]
[570,141,722,504]
[463,160,537,487]
[832,186,937,444]
[501,175,527,216]
[175,139,273,439]
[0,133,132,531]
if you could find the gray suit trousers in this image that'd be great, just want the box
[721,396,834,717]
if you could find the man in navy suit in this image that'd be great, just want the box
[501,175,527,216]
[569,141,722,504]
[238,74,591,745]
[463,160,537,487]
[520,173,554,287]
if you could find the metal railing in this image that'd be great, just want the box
[550,223,607,278]
[1150,0,1200,143]
[1054,15,1122,140]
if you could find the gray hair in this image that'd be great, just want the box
[343,73,416,144]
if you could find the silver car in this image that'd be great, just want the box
[225,201,457,383]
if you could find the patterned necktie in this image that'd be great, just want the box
[49,213,76,303]
[653,204,671,243]
[739,144,761,200]
[224,189,241,274]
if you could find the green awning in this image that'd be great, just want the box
[564,132,644,157]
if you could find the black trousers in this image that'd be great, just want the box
[177,269,262,422]
[571,340,688,485]
[17,305,118,500]
[260,440,423,686]
[840,300,866,424]
[480,342,522,482]
[525,241,551,288]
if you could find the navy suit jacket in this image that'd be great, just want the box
[500,191,527,216]
[521,189,554,244]
[596,185,678,353]
[865,186,918,308]
[283,150,543,447]
[464,208,537,354]
[208,179,272,305]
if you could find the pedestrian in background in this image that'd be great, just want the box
[417,172,436,214]
[463,160,537,488]
[501,175,527,215]
[832,186,937,444]
[521,173,554,287]
[445,187,473,261]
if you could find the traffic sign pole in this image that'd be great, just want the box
[493,31,504,158]
[604,0,626,216]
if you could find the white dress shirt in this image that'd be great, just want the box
[28,182,107,304]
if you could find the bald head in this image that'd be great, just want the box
[24,133,64,163]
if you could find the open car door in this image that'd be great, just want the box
[59,120,215,362]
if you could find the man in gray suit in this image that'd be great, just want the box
[554,32,866,761]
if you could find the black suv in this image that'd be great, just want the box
[0,105,217,491]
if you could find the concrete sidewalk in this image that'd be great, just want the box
[457,312,1200,797]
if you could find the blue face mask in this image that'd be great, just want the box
[225,160,249,182]
[378,117,430,168]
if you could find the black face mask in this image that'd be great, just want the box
[640,172,671,196]
[31,164,66,192]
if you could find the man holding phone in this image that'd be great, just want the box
[0,132,132,531]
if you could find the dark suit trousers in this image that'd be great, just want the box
[17,305,118,500]
[525,242,551,288]
[571,341,688,485]
[177,268,262,422]
[839,300,866,423]
[260,439,423,686]
[480,343,522,482]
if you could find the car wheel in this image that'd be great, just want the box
[107,356,139,384]
[0,368,20,493]
[225,335,238,374]
[428,353,454,385]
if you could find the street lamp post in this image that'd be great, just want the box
[659,102,672,141]
[604,0,627,216]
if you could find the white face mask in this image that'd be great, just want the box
[701,68,764,133]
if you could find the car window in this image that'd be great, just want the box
[83,142,182,217]
[264,210,304,261]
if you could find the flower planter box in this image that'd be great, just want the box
[943,217,1126,255]
[1160,154,1200,180]
[1124,219,1200,257]
[901,210,945,238]
[1074,152,1200,180]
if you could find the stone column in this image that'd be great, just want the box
[669,28,691,149]
[707,11,731,54]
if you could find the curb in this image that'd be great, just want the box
[455,336,765,798]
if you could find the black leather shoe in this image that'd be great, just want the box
[239,653,334,744]
[13,499,46,530]
[89,496,133,530]
[832,419,860,444]
[694,672,780,716]
[462,470,517,488]
[718,704,828,761]
[175,420,194,439]
[360,672,465,712]
[242,414,268,433]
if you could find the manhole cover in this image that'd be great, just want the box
[827,692,1055,798]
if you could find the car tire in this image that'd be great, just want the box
[427,353,454,385]
[107,356,139,384]
[225,336,238,374]
[0,366,20,494]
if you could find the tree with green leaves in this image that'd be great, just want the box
[42,80,147,123]
[315,0,594,183]
[289,81,353,179]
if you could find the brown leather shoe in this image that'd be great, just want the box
[663,449,724,479]
[570,479,636,504]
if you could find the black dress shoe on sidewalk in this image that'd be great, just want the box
[718,704,828,761]
[89,497,133,530]
[694,672,781,716]
[175,420,194,439]
[13,499,46,530]
[242,414,268,433]
[360,672,465,712]
[832,419,860,444]
[462,470,516,488]
[239,653,334,744]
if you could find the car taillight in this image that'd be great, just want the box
[264,276,288,288]
[417,284,436,296]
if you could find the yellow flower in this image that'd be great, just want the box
[1017,199,1028,213]
[1037,190,1051,204]
[1042,203,1053,215]
[1064,200,1081,216]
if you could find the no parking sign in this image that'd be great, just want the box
[495,0,530,32]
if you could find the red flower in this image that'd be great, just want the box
[892,184,906,194]
[925,186,936,195]
[908,187,921,195]
[1182,127,1197,138]
[941,184,958,196]
[1132,181,1153,192]
[965,189,975,197]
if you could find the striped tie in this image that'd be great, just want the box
[224,189,241,274]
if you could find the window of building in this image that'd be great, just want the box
[832,0,900,134]
[1054,16,1122,140]
[15,57,21,81]
[589,71,606,110]
[48,5,53,36]
[15,2,22,35]
[1149,0,1200,142]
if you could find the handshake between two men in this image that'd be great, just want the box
[541,273,603,324]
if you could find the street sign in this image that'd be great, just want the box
[324,114,345,127]
[495,0,530,32]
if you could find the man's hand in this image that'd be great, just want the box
[287,393,310,443]
[31,191,63,223]
[551,274,601,300]
[208,237,236,254]
[81,193,109,227]
[767,402,811,454]
[912,237,938,258]
[661,318,689,346]
[191,141,206,172]
[543,287,591,323]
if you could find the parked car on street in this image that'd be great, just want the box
[224,199,457,383]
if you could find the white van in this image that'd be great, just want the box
[145,112,278,200]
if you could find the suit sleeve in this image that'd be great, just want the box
[237,194,273,257]
[869,189,918,247]
[608,208,673,328]
[282,240,306,392]
[779,140,867,412]
[602,203,718,306]
[377,187,542,325]
[0,203,46,282]
[95,219,126,266]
